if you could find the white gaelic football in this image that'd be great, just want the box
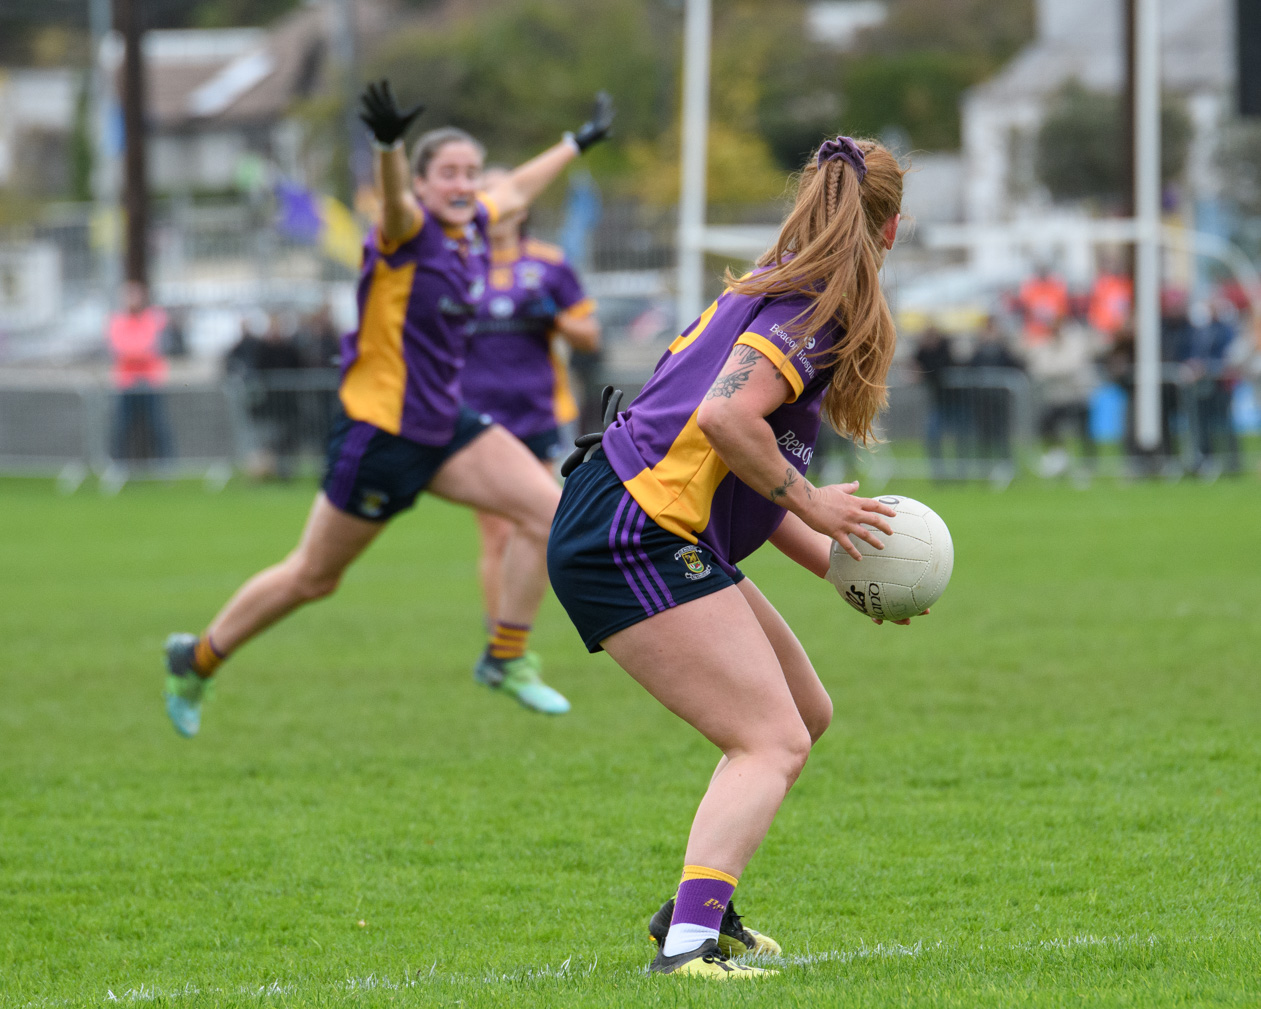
[825,495,954,622]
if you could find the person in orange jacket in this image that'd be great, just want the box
[107,281,173,461]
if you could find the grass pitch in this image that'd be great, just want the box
[1,474,1259,1007]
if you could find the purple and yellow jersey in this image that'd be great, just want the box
[338,197,498,446]
[601,283,840,574]
[460,238,594,439]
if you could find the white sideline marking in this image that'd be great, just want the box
[19,934,1174,1005]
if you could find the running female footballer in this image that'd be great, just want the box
[461,168,600,636]
[162,83,613,734]
[547,137,921,978]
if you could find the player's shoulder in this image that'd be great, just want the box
[523,238,567,265]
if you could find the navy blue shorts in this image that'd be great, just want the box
[519,426,562,463]
[547,451,742,653]
[322,406,492,522]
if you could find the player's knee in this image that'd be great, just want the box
[515,507,555,546]
[771,723,813,785]
[288,561,341,602]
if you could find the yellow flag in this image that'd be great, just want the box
[319,195,364,271]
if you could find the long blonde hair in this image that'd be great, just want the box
[726,138,904,444]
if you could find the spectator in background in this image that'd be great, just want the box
[1184,301,1241,476]
[912,325,957,479]
[1027,320,1098,478]
[296,304,343,450]
[1159,290,1194,467]
[1018,266,1069,345]
[107,281,174,464]
[965,316,1024,475]
[225,312,303,479]
[297,304,342,369]
[254,314,304,479]
[1088,268,1132,340]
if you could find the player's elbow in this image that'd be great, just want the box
[696,397,747,450]
[563,320,600,354]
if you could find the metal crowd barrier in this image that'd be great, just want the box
[0,364,1250,492]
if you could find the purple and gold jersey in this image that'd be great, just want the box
[460,238,594,440]
[338,197,498,446]
[601,282,840,574]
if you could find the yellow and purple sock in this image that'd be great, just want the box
[487,621,530,662]
[661,864,737,957]
[191,633,224,677]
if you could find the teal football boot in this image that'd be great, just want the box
[163,633,212,737]
[473,650,570,714]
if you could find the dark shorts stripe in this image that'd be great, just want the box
[549,452,740,653]
[610,491,657,615]
[320,405,493,522]
[629,503,676,609]
[326,421,375,510]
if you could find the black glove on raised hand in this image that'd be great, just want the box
[358,79,425,147]
[569,91,614,153]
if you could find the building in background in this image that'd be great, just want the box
[960,0,1232,283]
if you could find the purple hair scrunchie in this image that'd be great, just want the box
[817,135,867,183]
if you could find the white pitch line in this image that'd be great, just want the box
[12,932,1181,1006]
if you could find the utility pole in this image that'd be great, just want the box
[88,0,119,297]
[676,0,712,327]
[1132,0,1162,452]
[331,0,367,203]
[1121,0,1136,252]
[117,0,148,288]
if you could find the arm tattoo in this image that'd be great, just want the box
[704,344,774,400]
[705,364,755,400]
[769,466,798,503]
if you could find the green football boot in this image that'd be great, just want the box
[473,650,570,715]
[163,633,212,738]
[649,897,782,957]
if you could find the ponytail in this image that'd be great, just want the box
[726,137,904,445]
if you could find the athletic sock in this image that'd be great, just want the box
[487,621,530,661]
[661,864,737,957]
[191,633,224,677]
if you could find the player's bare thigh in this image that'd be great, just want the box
[736,577,832,743]
[429,425,559,532]
[475,452,557,541]
[290,492,386,584]
[601,585,808,755]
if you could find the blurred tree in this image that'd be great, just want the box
[363,0,673,198]
[861,0,1034,65]
[70,74,93,203]
[841,0,1035,151]
[840,52,983,152]
[1037,81,1191,206]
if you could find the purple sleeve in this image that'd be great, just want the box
[736,296,838,399]
[548,260,587,312]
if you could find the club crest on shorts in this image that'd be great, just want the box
[358,489,389,519]
[673,545,712,581]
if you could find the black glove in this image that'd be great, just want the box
[560,385,623,478]
[569,91,614,153]
[358,79,425,147]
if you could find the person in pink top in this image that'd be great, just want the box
[108,281,173,461]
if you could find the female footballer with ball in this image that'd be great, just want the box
[548,136,920,978]
[461,167,600,643]
[162,82,612,735]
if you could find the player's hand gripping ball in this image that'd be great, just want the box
[825,495,953,622]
